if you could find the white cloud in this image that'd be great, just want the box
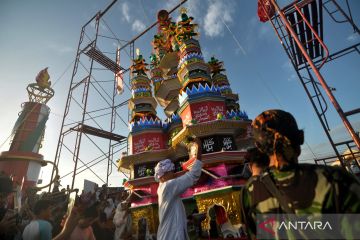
[120,2,146,33]
[132,20,146,33]
[204,0,235,37]
[122,2,131,22]
[347,33,359,42]
[330,120,360,141]
[282,61,292,70]
[46,43,73,55]
[90,20,107,31]
[112,42,118,48]
[287,73,296,82]
[202,47,210,61]
[282,61,297,81]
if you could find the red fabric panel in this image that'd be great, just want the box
[214,205,228,225]
[258,0,275,22]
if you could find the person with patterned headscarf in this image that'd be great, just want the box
[155,138,203,240]
[240,109,360,239]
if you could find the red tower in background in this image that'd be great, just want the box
[0,68,55,191]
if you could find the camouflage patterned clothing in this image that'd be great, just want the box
[240,164,360,239]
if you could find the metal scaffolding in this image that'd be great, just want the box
[49,0,359,191]
[263,0,360,172]
[49,0,188,191]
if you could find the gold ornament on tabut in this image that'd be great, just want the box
[26,67,55,104]
[36,67,51,88]
[175,8,198,45]
[158,9,170,29]
[208,56,226,75]
[180,7,187,14]
[195,190,242,230]
[152,33,169,51]
[153,9,176,55]
[131,206,159,236]
[130,49,149,76]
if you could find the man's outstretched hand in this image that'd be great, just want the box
[194,138,202,160]
[182,137,203,171]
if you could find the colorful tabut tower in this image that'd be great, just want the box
[121,49,165,237]
[0,68,54,191]
[119,9,252,238]
[208,56,240,113]
[151,9,182,117]
[128,49,166,155]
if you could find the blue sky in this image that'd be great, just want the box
[0,0,359,190]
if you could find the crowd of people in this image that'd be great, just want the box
[0,177,132,240]
[0,109,359,240]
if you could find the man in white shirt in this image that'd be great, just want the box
[113,201,132,240]
[155,138,202,240]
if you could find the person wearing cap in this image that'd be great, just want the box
[155,138,202,240]
[240,109,360,239]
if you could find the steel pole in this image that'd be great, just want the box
[270,0,360,150]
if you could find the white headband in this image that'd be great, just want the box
[154,159,175,182]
